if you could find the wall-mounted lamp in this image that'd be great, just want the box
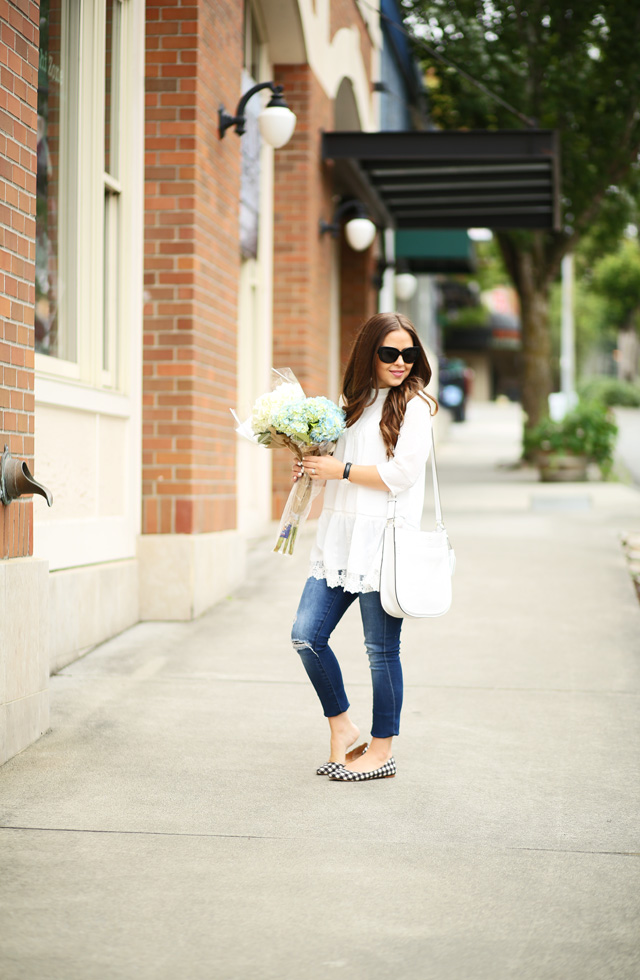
[395,272,418,302]
[218,82,297,149]
[372,258,418,299]
[319,200,377,252]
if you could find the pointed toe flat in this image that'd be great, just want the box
[328,757,396,782]
[316,742,368,776]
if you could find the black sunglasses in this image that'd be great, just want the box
[377,346,420,364]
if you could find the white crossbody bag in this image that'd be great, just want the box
[380,428,455,618]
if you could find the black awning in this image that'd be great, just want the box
[322,130,560,231]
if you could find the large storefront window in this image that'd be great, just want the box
[35,0,132,390]
[35,0,78,361]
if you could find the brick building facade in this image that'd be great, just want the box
[0,0,399,763]
[0,0,38,561]
[143,0,243,540]
[1,0,48,762]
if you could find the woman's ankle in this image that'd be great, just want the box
[327,714,360,762]
[328,712,359,739]
[367,736,393,760]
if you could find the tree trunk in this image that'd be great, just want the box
[515,251,552,434]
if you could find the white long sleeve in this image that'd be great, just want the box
[376,394,432,496]
[309,388,434,594]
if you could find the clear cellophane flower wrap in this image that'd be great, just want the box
[232,368,345,556]
[270,432,330,555]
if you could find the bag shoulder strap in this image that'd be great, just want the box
[387,420,445,531]
[429,425,445,530]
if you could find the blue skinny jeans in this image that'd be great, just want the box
[291,575,403,738]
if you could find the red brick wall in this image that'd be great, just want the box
[0,1,39,559]
[143,1,378,529]
[192,0,242,534]
[272,66,335,393]
[331,0,377,377]
[271,60,379,514]
[271,65,336,516]
[340,238,378,371]
[142,0,242,536]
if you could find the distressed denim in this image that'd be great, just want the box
[291,576,403,738]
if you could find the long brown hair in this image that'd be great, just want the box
[342,312,437,458]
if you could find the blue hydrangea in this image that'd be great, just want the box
[303,397,346,443]
[266,395,345,445]
[270,401,313,442]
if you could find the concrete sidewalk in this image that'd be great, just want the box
[1,403,639,980]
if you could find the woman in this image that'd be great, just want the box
[291,312,437,782]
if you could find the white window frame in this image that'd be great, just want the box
[102,0,124,389]
[34,0,145,570]
[34,0,81,377]
[35,0,132,401]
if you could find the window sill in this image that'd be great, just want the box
[35,374,131,418]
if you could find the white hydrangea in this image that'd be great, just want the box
[251,381,305,436]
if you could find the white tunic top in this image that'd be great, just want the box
[309,388,433,594]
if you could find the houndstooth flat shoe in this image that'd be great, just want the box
[328,756,396,781]
[315,761,345,776]
[316,743,367,776]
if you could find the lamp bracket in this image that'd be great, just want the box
[218,82,286,139]
[319,219,339,238]
[319,199,372,238]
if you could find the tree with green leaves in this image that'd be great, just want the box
[401,0,640,430]
[592,240,640,331]
[592,239,640,380]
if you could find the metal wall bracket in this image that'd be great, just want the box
[0,445,53,507]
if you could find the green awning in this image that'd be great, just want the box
[395,229,476,273]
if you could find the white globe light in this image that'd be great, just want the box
[395,272,418,302]
[258,105,297,148]
[345,217,377,252]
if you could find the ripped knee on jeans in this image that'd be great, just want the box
[292,636,318,656]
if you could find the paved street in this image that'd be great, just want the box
[1,402,639,980]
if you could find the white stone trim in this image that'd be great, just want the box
[297,0,379,131]
[48,558,139,672]
[236,30,275,539]
[0,558,50,765]
[138,532,247,622]
[36,515,137,571]
[35,375,132,417]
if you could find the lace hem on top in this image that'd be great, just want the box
[309,560,380,595]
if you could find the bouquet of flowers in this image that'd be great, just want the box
[233,368,345,555]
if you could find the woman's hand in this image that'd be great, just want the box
[301,455,344,482]
[293,455,388,491]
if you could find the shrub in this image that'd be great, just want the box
[524,401,619,476]
[442,305,489,329]
[578,376,640,407]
